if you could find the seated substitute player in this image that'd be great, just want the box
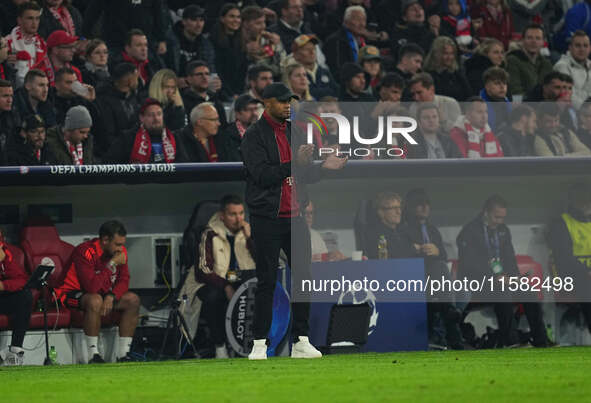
[55,221,140,363]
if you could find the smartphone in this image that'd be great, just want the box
[72,80,89,98]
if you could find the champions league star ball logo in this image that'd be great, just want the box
[337,288,379,335]
[304,111,418,159]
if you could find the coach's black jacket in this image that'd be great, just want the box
[241,114,323,219]
[456,214,519,281]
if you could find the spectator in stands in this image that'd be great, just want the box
[50,67,96,126]
[173,5,216,79]
[194,194,256,358]
[246,64,274,103]
[440,0,473,51]
[241,6,286,73]
[0,79,20,165]
[457,195,548,347]
[408,73,461,132]
[105,98,179,164]
[176,102,222,163]
[111,29,161,96]
[497,104,537,157]
[548,183,591,326]
[218,95,261,162]
[470,0,516,49]
[450,97,504,158]
[94,63,141,159]
[40,30,82,86]
[393,43,424,86]
[46,105,94,165]
[554,30,591,109]
[80,39,109,90]
[6,114,56,165]
[338,62,375,101]
[534,103,591,157]
[7,2,48,87]
[211,4,247,99]
[464,39,505,97]
[375,73,405,104]
[54,220,141,363]
[359,45,383,92]
[525,72,577,131]
[14,69,56,128]
[576,102,591,150]
[402,188,463,349]
[0,36,17,84]
[283,63,313,101]
[323,5,369,80]
[364,191,416,260]
[83,0,166,55]
[148,69,186,132]
[407,103,462,159]
[181,60,226,128]
[291,34,338,99]
[479,67,511,132]
[553,0,591,53]
[268,0,314,53]
[424,36,472,101]
[0,228,33,366]
[304,201,345,262]
[506,24,553,97]
[390,0,436,60]
[38,0,84,40]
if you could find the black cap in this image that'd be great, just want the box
[261,83,299,102]
[22,114,45,131]
[234,94,262,112]
[183,5,205,19]
[340,62,365,83]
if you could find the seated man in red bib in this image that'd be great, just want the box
[55,220,140,363]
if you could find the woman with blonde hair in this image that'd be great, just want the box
[148,69,187,131]
[464,38,506,95]
[424,36,472,101]
[283,63,314,101]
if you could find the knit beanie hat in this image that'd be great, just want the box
[64,105,92,130]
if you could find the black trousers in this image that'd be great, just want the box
[0,289,33,348]
[196,284,231,347]
[492,302,547,347]
[251,215,311,341]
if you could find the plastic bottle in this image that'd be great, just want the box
[378,235,388,260]
[152,143,164,163]
[49,346,57,364]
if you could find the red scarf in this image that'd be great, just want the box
[236,120,247,139]
[121,51,149,84]
[130,126,176,163]
[7,26,49,74]
[66,140,83,165]
[0,65,5,80]
[49,6,76,36]
[201,137,218,162]
[462,118,503,158]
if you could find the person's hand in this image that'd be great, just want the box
[421,243,440,256]
[321,154,347,170]
[428,15,440,36]
[224,284,235,301]
[328,250,345,261]
[82,84,96,101]
[101,294,114,316]
[169,90,183,106]
[261,31,281,46]
[0,246,5,263]
[262,7,277,21]
[472,19,483,32]
[210,75,222,93]
[6,53,17,65]
[111,251,126,266]
[157,41,167,55]
[178,77,189,89]
[297,144,315,165]
[241,221,251,239]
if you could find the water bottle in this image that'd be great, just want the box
[49,346,57,364]
[152,143,164,163]
[378,235,388,260]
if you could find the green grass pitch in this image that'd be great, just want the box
[1,347,590,402]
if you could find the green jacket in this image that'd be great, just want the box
[46,126,95,165]
[506,48,553,96]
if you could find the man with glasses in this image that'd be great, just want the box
[37,30,83,86]
[176,102,223,163]
[181,60,226,128]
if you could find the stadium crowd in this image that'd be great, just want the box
[1,0,591,164]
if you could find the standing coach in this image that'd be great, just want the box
[241,83,346,360]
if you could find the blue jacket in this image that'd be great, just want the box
[479,88,511,132]
[554,2,591,52]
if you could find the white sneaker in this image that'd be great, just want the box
[291,336,322,359]
[248,339,267,360]
[4,348,24,366]
[215,344,229,359]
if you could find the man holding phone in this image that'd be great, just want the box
[54,221,140,363]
